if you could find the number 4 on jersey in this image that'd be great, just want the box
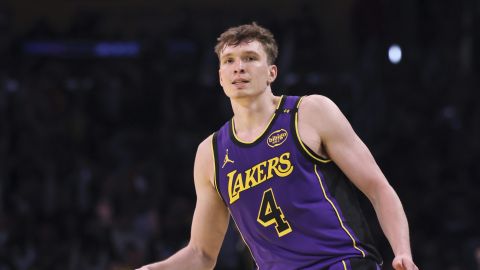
[257,188,292,237]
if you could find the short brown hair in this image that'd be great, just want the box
[214,22,278,65]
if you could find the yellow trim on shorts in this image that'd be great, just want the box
[294,96,331,163]
[314,164,366,257]
[342,260,347,270]
[231,95,284,144]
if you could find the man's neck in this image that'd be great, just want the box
[230,91,281,141]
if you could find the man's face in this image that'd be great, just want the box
[218,40,277,99]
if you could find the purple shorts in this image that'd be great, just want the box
[328,258,382,270]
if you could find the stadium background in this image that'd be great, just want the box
[0,0,479,269]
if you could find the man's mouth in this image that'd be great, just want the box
[232,79,250,85]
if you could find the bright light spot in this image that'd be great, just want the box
[388,44,402,64]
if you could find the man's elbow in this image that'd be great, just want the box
[366,180,397,206]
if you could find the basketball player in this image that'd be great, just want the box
[137,23,419,270]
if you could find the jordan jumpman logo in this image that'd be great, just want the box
[222,149,235,168]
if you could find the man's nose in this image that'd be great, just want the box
[234,61,245,73]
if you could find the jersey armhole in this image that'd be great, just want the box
[291,96,332,164]
[211,132,228,206]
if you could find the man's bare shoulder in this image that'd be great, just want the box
[197,134,214,155]
[300,94,337,113]
[298,94,350,141]
[298,94,341,123]
[194,134,215,186]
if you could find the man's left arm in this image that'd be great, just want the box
[300,95,419,270]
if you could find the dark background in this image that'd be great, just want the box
[0,0,479,269]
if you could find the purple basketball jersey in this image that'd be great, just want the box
[212,96,382,269]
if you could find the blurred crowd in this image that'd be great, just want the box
[0,0,479,269]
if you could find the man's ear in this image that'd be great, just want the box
[268,65,278,85]
[219,69,224,86]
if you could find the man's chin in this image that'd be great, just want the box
[224,87,267,100]
[226,89,249,97]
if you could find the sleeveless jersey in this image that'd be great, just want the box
[212,95,382,270]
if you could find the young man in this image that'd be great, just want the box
[137,23,419,270]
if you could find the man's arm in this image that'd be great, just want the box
[137,135,230,270]
[298,95,418,270]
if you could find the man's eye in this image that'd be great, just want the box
[224,59,233,64]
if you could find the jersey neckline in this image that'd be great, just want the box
[229,95,285,147]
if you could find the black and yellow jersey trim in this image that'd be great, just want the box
[230,214,259,270]
[291,96,331,164]
[314,164,366,257]
[230,95,285,147]
[212,133,258,267]
[212,133,227,206]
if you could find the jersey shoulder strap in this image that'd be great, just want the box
[275,95,300,114]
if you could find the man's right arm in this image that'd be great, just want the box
[137,135,230,270]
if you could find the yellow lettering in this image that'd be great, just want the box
[277,152,294,177]
[227,170,240,204]
[267,157,279,179]
[227,152,294,205]
[256,161,267,184]
[233,173,244,196]
[244,168,258,189]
